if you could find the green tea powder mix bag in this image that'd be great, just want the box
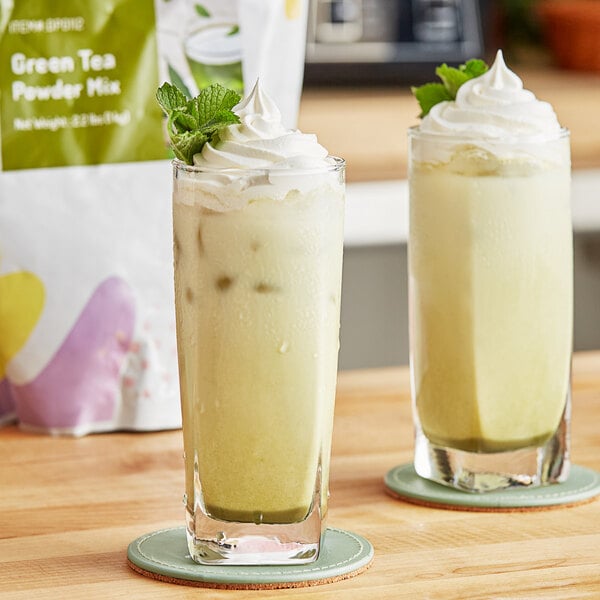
[0,0,308,434]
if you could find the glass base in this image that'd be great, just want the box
[414,395,571,493]
[185,500,323,566]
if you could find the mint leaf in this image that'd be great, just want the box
[462,58,488,79]
[435,64,469,98]
[156,82,241,164]
[411,83,452,118]
[200,109,240,138]
[412,58,489,117]
[194,85,241,126]
[168,109,198,134]
[156,82,187,112]
[170,130,209,163]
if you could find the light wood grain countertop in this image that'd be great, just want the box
[1,351,600,598]
[298,68,600,182]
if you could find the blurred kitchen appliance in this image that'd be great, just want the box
[304,0,485,85]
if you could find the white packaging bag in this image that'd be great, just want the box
[0,0,308,435]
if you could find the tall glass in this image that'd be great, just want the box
[172,158,345,564]
[408,130,572,492]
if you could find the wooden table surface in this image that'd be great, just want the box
[1,352,600,599]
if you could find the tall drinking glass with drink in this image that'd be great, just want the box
[409,51,572,492]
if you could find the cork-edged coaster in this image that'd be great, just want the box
[384,463,600,512]
[127,526,374,589]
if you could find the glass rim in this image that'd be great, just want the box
[407,125,570,144]
[172,155,345,176]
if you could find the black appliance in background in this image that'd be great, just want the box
[304,0,486,85]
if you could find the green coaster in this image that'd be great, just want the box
[127,527,374,589]
[384,464,600,511]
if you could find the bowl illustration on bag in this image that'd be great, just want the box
[184,22,243,93]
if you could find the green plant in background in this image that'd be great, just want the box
[500,0,543,49]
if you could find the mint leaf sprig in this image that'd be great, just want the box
[412,59,488,118]
[156,82,241,164]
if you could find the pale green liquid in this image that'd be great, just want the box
[410,160,572,452]
[174,185,344,523]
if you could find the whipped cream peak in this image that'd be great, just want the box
[193,80,328,170]
[485,50,522,90]
[421,50,562,140]
[234,79,282,125]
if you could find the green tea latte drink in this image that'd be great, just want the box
[160,81,344,564]
[409,51,572,492]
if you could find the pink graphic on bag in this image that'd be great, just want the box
[0,378,16,422]
[15,276,136,430]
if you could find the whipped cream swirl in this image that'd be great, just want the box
[193,81,328,169]
[177,81,340,211]
[421,50,562,140]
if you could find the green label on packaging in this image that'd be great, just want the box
[0,0,166,170]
